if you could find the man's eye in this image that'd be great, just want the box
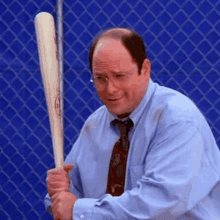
[97,76,106,82]
[115,75,124,78]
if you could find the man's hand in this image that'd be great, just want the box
[47,164,73,197]
[51,191,77,220]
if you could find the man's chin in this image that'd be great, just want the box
[108,108,131,119]
[117,112,131,119]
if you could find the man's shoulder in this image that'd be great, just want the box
[152,83,204,124]
[84,104,108,125]
[75,105,108,141]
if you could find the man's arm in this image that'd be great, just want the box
[72,121,219,219]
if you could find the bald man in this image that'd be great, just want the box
[45,28,220,220]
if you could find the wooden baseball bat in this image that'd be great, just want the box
[34,12,64,168]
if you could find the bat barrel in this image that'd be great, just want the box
[35,12,64,168]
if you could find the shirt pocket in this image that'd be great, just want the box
[129,164,145,188]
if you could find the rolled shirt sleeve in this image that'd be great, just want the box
[72,121,219,219]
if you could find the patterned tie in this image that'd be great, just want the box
[106,118,134,196]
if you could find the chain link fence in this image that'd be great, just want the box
[1,0,220,219]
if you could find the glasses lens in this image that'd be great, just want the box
[92,73,130,89]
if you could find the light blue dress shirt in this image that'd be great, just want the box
[45,79,220,219]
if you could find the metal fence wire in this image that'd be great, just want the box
[1,0,220,219]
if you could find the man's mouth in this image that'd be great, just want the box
[107,98,121,102]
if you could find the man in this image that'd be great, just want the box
[45,28,220,219]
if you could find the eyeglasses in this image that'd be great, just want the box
[90,67,137,89]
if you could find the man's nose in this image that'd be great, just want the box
[105,78,118,93]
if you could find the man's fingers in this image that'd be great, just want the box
[52,203,60,220]
[48,164,73,175]
[52,196,60,213]
[47,168,70,182]
[49,187,69,196]
[47,181,69,195]
[51,192,61,201]
[48,181,69,188]
[49,187,69,197]
[47,172,69,184]
[47,166,72,201]
[47,165,72,185]
[47,176,64,185]
[47,167,63,174]
[47,174,70,197]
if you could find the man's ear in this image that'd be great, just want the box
[141,59,151,80]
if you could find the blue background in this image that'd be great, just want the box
[1,0,220,219]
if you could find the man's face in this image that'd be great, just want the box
[92,38,150,118]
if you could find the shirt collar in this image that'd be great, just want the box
[108,78,156,127]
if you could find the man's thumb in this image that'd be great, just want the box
[63,164,73,173]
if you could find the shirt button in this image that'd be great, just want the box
[80,214,85,218]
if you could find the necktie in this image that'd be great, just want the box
[106,118,134,196]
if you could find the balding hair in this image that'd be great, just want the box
[89,28,147,75]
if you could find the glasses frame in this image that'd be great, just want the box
[90,67,137,89]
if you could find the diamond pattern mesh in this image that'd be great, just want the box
[1,0,220,219]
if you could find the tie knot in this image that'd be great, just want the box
[113,118,134,135]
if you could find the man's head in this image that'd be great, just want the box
[89,28,151,118]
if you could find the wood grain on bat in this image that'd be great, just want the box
[35,12,64,168]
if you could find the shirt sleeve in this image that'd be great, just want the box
[72,121,219,219]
